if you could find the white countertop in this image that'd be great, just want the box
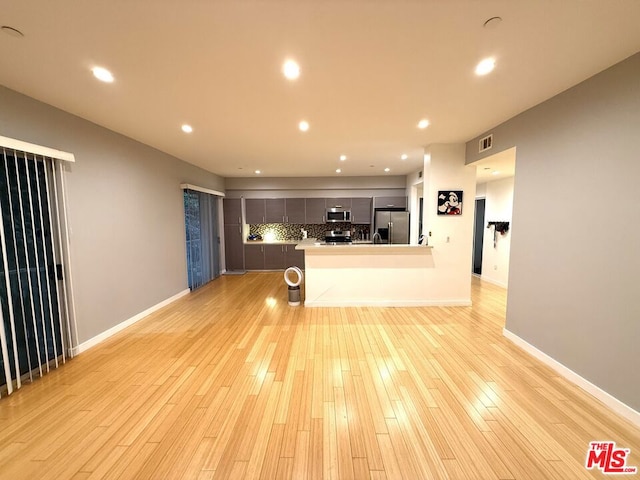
[244,240,300,245]
[295,238,433,253]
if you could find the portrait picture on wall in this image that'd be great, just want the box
[437,190,463,215]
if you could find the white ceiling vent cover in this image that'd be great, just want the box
[479,134,493,153]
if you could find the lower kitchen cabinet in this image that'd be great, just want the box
[245,243,305,270]
[244,244,265,270]
[284,245,305,269]
[264,244,285,269]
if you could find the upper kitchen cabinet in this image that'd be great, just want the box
[325,198,352,209]
[350,197,372,224]
[305,198,326,224]
[223,198,242,225]
[245,199,265,224]
[265,198,286,223]
[285,198,306,224]
[373,196,407,209]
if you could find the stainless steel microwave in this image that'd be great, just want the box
[326,208,351,223]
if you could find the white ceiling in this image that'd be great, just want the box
[474,147,516,184]
[1,1,639,178]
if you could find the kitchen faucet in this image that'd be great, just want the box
[372,232,382,244]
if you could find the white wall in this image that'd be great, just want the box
[0,85,224,344]
[465,52,640,412]
[406,170,423,244]
[480,177,514,288]
[423,144,477,303]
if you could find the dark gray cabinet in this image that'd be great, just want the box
[285,198,306,224]
[223,198,244,271]
[223,197,242,225]
[244,244,265,270]
[245,199,265,224]
[351,197,372,224]
[305,198,326,224]
[284,245,305,269]
[373,196,407,209]
[224,225,244,271]
[325,198,351,209]
[248,243,304,270]
[265,198,286,223]
[264,244,285,269]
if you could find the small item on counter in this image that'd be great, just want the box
[247,234,262,241]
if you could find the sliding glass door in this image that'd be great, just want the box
[184,189,221,290]
[0,148,74,395]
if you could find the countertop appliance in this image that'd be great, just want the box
[324,229,352,244]
[374,210,409,244]
[326,208,351,223]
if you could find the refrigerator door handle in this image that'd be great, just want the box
[389,222,393,244]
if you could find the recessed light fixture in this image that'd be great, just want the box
[401,154,408,160]
[339,155,347,161]
[492,171,500,175]
[475,57,496,76]
[92,66,114,83]
[384,168,390,173]
[255,170,261,174]
[298,120,309,132]
[283,59,300,80]
[1,26,24,38]
[181,124,193,133]
[336,168,342,173]
[417,119,429,129]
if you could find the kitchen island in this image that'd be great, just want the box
[295,239,467,307]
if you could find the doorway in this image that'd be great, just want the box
[472,198,486,275]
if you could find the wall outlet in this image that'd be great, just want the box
[446,236,450,243]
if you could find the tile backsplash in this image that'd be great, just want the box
[249,223,371,241]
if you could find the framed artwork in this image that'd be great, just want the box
[437,190,463,215]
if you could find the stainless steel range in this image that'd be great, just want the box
[324,230,352,244]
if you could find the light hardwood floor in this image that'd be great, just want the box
[0,273,638,479]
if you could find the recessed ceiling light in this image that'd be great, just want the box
[336,169,341,173]
[92,66,114,83]
[384,168,390,172]
[283,59,300,80]
[298,120,309,132]
[492,171,500,175]
[181,124,193,133]
[401,154,408,160]
[255,170,261,174]
[475,57,496,76]
[339,155,347,161]
[417,119,429,129]
[1,26,24,38]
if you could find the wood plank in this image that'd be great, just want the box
[0,273,637,479]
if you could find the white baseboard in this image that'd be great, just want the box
[480,276,508,288]
[303,299,472,308]
[73,289,190,355]
[503,328,640,427]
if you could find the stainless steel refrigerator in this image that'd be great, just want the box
[374,211,409,244]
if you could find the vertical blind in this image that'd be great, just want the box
[0,145,76,396]
[183,189,221,290]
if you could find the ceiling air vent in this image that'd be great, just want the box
[479,134,493,153]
